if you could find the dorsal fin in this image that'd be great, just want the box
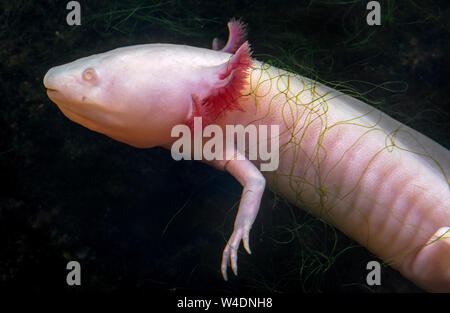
[186,41,253,130]
[212,19,247,54]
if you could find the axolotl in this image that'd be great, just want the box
[44,20,450,292]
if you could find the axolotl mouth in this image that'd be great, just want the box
[45,87,63,104]
[43,69,76,117]
[45,88,58,100]
[43,72,59,97]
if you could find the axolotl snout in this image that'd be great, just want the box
[44,20,450,292]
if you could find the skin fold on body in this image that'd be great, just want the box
[43,20,450,292]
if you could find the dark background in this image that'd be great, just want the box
[0,0,448,296]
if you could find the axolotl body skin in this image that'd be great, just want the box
[44,21,450,292]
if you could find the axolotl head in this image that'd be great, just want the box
[44,43,247,148]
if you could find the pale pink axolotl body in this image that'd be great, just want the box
[44,20,450,291]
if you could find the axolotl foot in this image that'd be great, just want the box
[221,224,252,280]
[216,155,266,281]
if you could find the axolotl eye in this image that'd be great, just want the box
[82,68,97,82]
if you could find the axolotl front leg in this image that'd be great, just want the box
[207,152,266,280]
